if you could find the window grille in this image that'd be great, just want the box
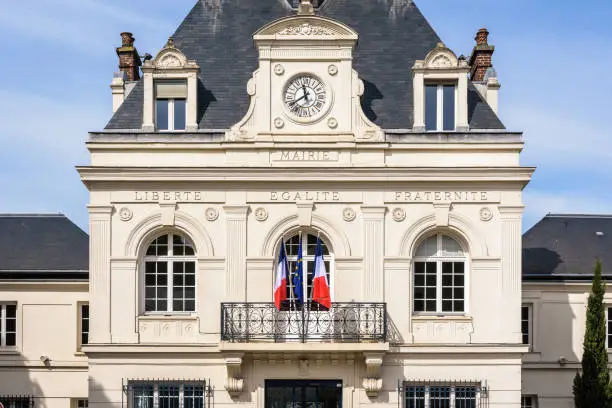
[123,379,213,408]
[521,395,537,408]
[398,380,488,408]
[0,396,34,408]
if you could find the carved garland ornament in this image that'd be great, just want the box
[392,208,406,222]
[254,207,268,222]
[480,207,493,222]
[205,208,219,222]
[119,207,133,222]
[343,208,356,222]
[278,23,334,36]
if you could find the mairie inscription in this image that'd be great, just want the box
[273,151,338,162]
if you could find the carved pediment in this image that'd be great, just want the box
[144,37,199,71]
[413,42,468,71]
[254,16,358,41]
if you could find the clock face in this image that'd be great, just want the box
[283,74,327,119]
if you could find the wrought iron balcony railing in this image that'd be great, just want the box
[221,302,387,343]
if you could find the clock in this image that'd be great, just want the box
[283,74,329,120]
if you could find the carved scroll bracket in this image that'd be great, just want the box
[224,353,245,398]
[363,352,384,398]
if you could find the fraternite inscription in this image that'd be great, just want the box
[392,191,491,202]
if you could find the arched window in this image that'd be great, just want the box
[413,233,466,314]
[281,233,333,310]
[143,233,196,313]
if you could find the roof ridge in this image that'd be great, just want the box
[546,213,612,219]
[0,213,65,218]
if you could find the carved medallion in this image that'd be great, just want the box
[274,64,285,76]
[278,23,333,36]
[119,207,133,222]
[327,117,338,129]
[328,64,338,76]
[274,117,285,129]
[159,55,182,68]
[343,208,356,222]
[254,207,268,222]
[205,207,219,222]
[392,208,406,222]
[480,207,493,222]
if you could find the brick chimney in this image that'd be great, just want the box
[469,28,495,82]
[116,32,141,82]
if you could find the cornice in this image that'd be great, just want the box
[77,166,535,184]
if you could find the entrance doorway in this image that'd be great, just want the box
[265,380,342,408]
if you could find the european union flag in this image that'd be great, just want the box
[292,235,304,303]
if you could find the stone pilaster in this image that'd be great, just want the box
[499,205,524,342]
[224,206,249,301]
[361,207,386,301]
[88,205,113,344]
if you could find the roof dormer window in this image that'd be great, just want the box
[425,83,456,131]
[141,38,200,132]
[413,43,469,132]
[155,80,187,131]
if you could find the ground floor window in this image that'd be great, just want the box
[521,395,537,408]
[0,303,17,348]
[403,382,485,408]
[127,381,206,408]
[0,396,34,408]
[71,399,88,408]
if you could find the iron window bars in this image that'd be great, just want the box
[122,380,213,408]
[398,380,489,408]
[0,396,35,408]
[221,302,386,343]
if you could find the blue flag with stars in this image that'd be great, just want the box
[292,235,304,303]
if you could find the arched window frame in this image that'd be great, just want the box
[140,231,197,315]
[412,232,469,315]
[276,231,334,310]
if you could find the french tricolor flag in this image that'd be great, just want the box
[311,237,331,310]
[273,240,289,311]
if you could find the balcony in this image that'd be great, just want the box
[221,302,387,343]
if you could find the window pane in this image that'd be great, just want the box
[441,235,462,256]
[416,236,437,258]
[425,85,438,131]
[159,384,180,408]
[430,386,451,408]
[174,99,186,131]
[523,305,531,345]
[156,99,169,130]
[405,386,426,408]
[133,385,154,408]
[442,85,455,131]
[6,305,16,318]
[184,385,205,408]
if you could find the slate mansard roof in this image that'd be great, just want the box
[106,0,504,131]
[0,214,89,281]
[523,214,612,281]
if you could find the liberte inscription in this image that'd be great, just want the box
[135,191,204,201]
[271,191,340,201]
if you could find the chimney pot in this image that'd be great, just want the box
[121,32,135,47]
[475,28,489,46]
[469,28,494,82]
[116,32,141,82]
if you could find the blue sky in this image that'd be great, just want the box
[0,0,610,232]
